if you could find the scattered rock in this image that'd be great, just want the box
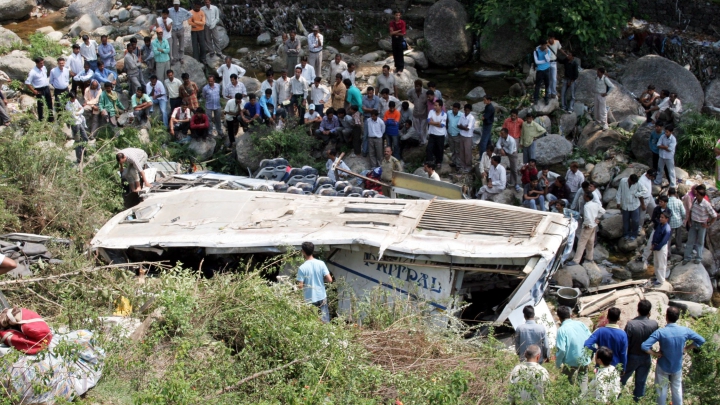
[47,0,73,7]
[0,26,21,44]
[667,262,713,303]
[488,188,518,205]
[535,115,551,131]
[612,266,633,280]
[169,55,207,88]
[378,39,392,51]
[617,236,645,253]
[534,134,573,166]
[69,13,103,37]
[0,53,35,82]
[620,55,705,111]
[610,164,650,188]
[407,50,428,69]
[555,264,590,289]
[478,24,533,67]
[629,125,653,166]
[212,25,229,50]
[257,32,272,46]
[93,25,116,37]
[188,137,216,161]
[67,0,114,19]
[118,8,130,22]
[669,300,718,318]
[473,70,506,80]
[599,212,623,239]
[558,112,578,136]
[590,160,615,186]
[578,122,626,155]
[0,0,34,21]
[626,259,647,275]
[424,0,472,67]
[340,35,355,46]
[617,115,646,132]
[394,66,421,98]
[702,248,717,277]
[583,261,605,287]
[466,86,486,102]
[532,98,560,115]
[237,47,249,55]
[509,83,524,97]
[574,69,642,123]
[239,76,261,96]
[361,51,384,63]
[602,188,617,206]
[593,244,610,262]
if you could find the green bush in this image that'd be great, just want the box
[676,111,719,171]
[250,123,322,170]
[468,0,629,58]
[27,32,65,60]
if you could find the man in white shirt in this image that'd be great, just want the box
[565,161,585,193]
[223,74,247,102]
[224,93,243,146]
[217,56,246,94]
[341,63,356,86]
[303,104,322,137]
[290,66,309,117]
[424,161,441,181]
[457,104,475,173]
[376,65,398,96]
[164,69,183,112]
[307,26,323,78]
[310,77,330,116]
[152,9,173,41]
[426,99,447,168]
[202,0,222,56]
[79,35,99,71]
[496,128,520,191]
[146,75,169,127]
[568,192,605,265]
[594,67,614,130]
[328,54,347,82]
[365,110,385,167]
[274,69,292,106]
[478,156,506,200]
[68,44,85,94]
[295,56,316,85]
[638,169,656,219]
[168,0,191,63]
[656,125,677,187]
[25,57,53,122]
[66,91,88,164]
[377,88,400,117]
[326,149,350,182]
[49,57,70,110]
[508,345,550,405]
[169,99,192,139]
[260,70,276,103]
[547,35,563,98]
[653,92,682,125]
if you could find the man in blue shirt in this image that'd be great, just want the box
[533,41,552,104]
[361,87,380,157]
[555,306,592,392]
[649,121,667,179]
[642,307,705,405]
[514,305,550,364]
[584,307,628,371]
[92,61,116,88]
[241,93,262,131]
[259,88,284,125]
[296,241,333,323]
[447,102,462,169]
[202,75,222,137]
[97,35,117,74]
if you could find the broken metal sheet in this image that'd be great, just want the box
[391,171,465,200]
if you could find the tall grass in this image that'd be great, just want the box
[676,111,719,171]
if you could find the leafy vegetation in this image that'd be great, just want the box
[26,32,66,60]
[467,0,629,58]
[676,111,719,171]
[250,123,323,171]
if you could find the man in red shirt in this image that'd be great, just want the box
[389,11,406,75]
[502,108,523,141]
[520,159,538,185]
[190,106,210,139]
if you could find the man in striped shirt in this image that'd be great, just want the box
[666,188,686,254]
[683,184,717,264]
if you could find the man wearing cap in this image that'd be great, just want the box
[308,26,324,77]
[310,77,330,117]
[152,29,171,82]
[304,104,322,134]
[169,0,191,63]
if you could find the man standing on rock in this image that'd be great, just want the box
[189,2,207,63]
[169,0,191,64]
[667,187,686,254]
[25,57,53,122]
[496,128,520,191]
[201,75,223,138]
[407,80,428,145]
[584,307,628,371]
[656,125,677,188]
[290,67,310,119]
[639,170,657,220]
[533,41,551,104]
[98,35,117,76]
[116,148,151,192]
[274,69,292,107]
[48,57,70,114]
[456,104,475,173]
[389,10,406,75]
[477,156,506,200]
[546,35,563,100]
[217,59,247,97]
[616,174,646,241]
[642,307,705,405]
[565,162,585,194]
[307,26,324,78]
[152,29,171,82]
[328,54,347,83]
[202,0,222,57]
[594,67,614,130]
[520,113,546,163]
[68,44,85,96]
[569,192,604,265]
[377,65,398,96]
[683,184,717,265]
[638,195,670,273]
[285,31,301,74]
[502,109,523,143]
[514,305,549,364]
[561,51,579,112]
[479,95,495,156]
[124,44,142,96]
[555,306,591,392]
[79,35,99,72]
[621,300,658,402]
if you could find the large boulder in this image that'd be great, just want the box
[169,55,207,89]
[620,55,704,111]
[559,111,578,136]
[0,26,21,45]
[69,14,103,37]
[583,261,605,287]
[610,163,650,188]
[239,76,261,97]
[489,188,519,205]
[705,79,720,109]
[667,262,713,302]
[48,0,73,7]
[617,115,646,132]
[478,24,534,67]
[212,25,230,50]
[0,0,34,21]
[466,86,486,102]
[630,125,654,166]
[599,212,623,239]
[575,70,642,123]
[590,160,615,186]
[407,51,428,70]
[188,137,216,161]
[67,0,114,19]
[0,52,35,81]
[423,0,472,67]
[532,98,560,116]
[534,134,573,166]
[395,66,421,98]
[554,264,590,289]
[257,32,272,46]
[578,122,625,155]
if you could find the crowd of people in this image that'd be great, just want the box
[510,302,705,404]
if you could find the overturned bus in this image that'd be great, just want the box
[90,188,573,336]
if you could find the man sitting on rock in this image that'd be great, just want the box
[477,156,506,201]
[546,176,572,205]
[568,191,605,266]
[130,87,153,127]
[637,84,660,122]
[189,107,210,139]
